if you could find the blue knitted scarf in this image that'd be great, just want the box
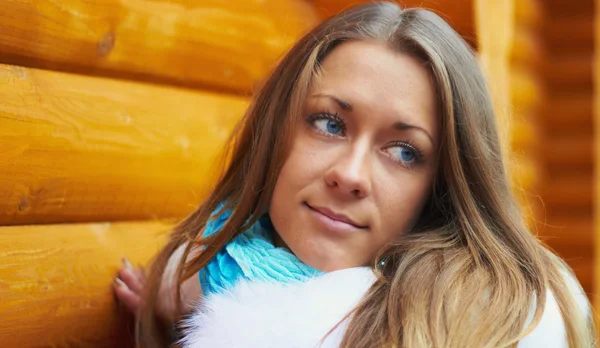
[198,205,323,296]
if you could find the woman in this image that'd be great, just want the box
[115,2,594,347]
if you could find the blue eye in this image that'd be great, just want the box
[308,113,346,136]
[316,119,342,134]
[388,144,421,167]
[399,148,415,162]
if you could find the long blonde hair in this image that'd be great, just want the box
[139,2,595,347]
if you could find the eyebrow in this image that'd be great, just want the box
[393,122,434,144]
[312,93,434,144]
[312,93,353,111]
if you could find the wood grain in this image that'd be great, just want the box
[540,0,594,306]
[542,135,592,167]
[0,0,318,93]
[543,174,593,208]
[541,95,592,132]
[0,221,171,346]
[511,25,542,66]
[475,0,514,163]
[0,63,248,225]
[514,0,541,29]
[544,0,594,18]
[543,54,593,90]
[511,115,539,150]
[544,16,594,54]
[510,67,541,113]
[594,0,600,311]
[312,0,476,46]
[510,154,538,191]
[540,218,593,250]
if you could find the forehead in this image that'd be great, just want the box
[312,40,439,142]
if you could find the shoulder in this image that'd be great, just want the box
[518,271,590,348]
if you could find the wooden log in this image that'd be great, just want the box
[510,154,538,191]
[0,63,248,225]
[511,24,542,66]
[510,154,540,224]
[594,0,600,310]
[540,95,592,131]
[510,115,539,150]
[510,67,541,113]
[543,54,593,90]
[542,135,593,167]
[544,15,594,54]
[475,0,514,162]
[312,0,476,46]
[539,218,593,249]
[545,203,593,221]
[543,0,593,17]
[0,0,318,93]
[514,0,542,29]
[0,221,171,346]
[542,174,592,208]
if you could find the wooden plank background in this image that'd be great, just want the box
[313,0,476,46]
[540,0,595,294]
[0,63,248,225]
[4,0,594,345]
[0,0,318,93]
[595,0,600,312]
[0,221,171,346]
[0,1,317,345]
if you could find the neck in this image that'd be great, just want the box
[273,232,290,250]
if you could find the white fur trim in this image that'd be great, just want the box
[179,267,375,348]
[179,267,589,347]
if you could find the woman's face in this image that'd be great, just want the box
[269,41,440,272]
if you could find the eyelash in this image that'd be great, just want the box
[387,140,424,169]
[306,111,424,169]
[306,112,347,137]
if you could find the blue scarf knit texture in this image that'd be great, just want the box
[198,204,323,296]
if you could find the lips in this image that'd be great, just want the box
[305,203,367,229]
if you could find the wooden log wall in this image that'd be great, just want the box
[2,0,570,345]
[0,222,172,346]
[0,0,318,93]
[477,0,596,298]
[510,1,543,226]
[538,0,595,295]
[0,0,318,345]
[475,0,545,228]
[313,0,476,46]
[594,0,600,312]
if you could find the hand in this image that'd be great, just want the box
[114,257,146,315]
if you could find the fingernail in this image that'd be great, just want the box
[122,257,133,270]
[114,277,127,288]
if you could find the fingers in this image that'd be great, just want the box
[118,257,145,293]
[113,257,147,315]
[119,267,145,294]
[136,265,146,283]
[114,277,142,313]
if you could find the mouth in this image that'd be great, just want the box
[304,202,368,233]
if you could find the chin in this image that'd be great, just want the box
[288,241,355,273]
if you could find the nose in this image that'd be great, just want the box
[324,140,372,198]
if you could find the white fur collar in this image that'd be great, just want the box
[178,267,375,348]
[178,267,585,348]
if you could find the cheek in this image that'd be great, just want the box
[272,134,327,199]
[269,138,315,228]
[376,174,432,236]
